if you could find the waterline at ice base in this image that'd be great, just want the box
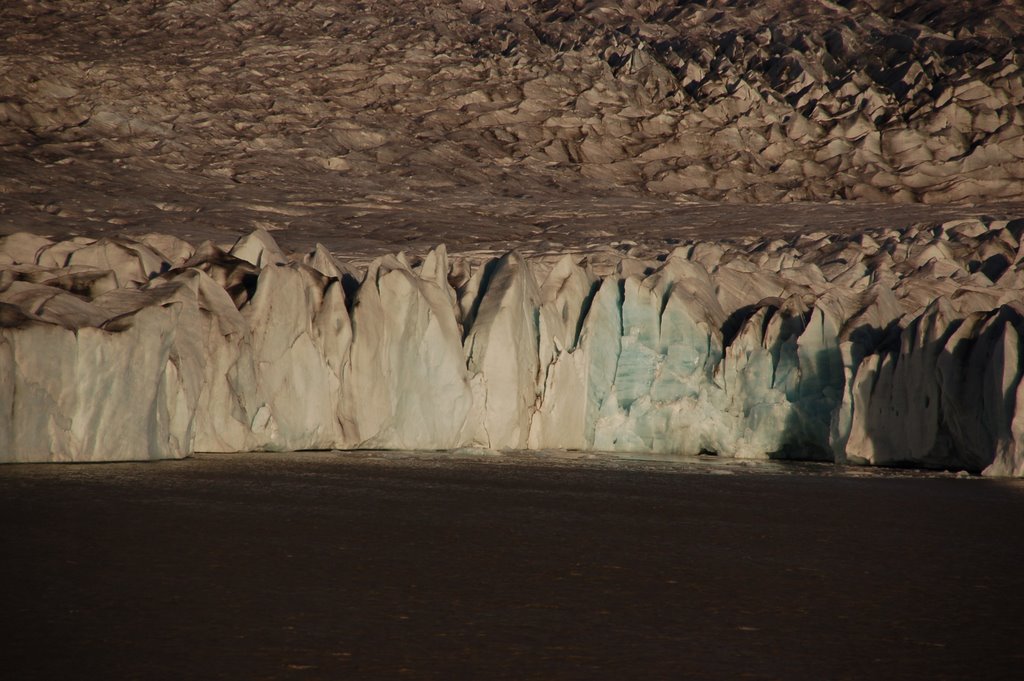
[2,221,1023,476]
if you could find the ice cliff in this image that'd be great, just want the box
[2,220,1024,475]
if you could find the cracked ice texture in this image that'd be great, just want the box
[2,220,1024,475]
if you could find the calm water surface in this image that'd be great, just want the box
[2,451,1022,680]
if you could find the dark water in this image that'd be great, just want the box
[2,451,1023,680]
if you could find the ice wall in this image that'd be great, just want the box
[2,221,1023,475]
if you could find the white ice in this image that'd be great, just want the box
[2,222,1023,475]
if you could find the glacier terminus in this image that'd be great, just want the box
[2,220,1023,476]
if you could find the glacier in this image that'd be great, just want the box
[2,220,1023,475]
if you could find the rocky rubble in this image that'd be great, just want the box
[2,220,1023,475]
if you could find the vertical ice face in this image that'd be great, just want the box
[345,251,471,449]
[845,301,1024,471]
[718,296,808,457]
[828,284,904,460]
[978,311,1024,477]
[0,281,199,461]
[848,297,962,466]
[175,268,268,454]
[578,276,626,450]
[462,252,543,448]
[993,365,1024,477]
[2,221,1024,475]
[528,255,598,449]
[243,263,347,450]
[590,259,728,455]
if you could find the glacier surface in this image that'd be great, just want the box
[2,220,1023,475]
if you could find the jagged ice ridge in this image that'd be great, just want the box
[2,219,1024,475]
